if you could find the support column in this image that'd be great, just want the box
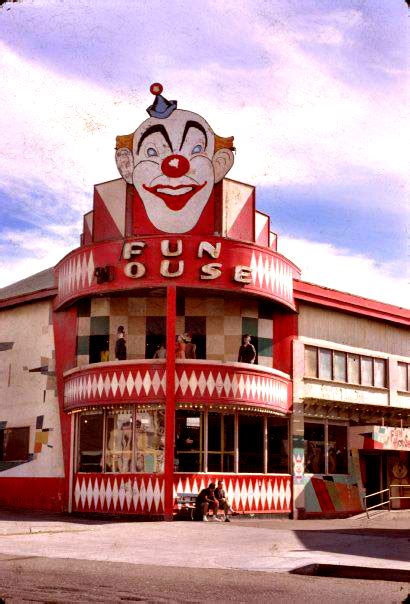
[164,285,176,520]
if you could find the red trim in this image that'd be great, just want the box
[0,288,57,310]
[0,478,65,512]
[164,285,176,519]
[53,305,78,511]
[294,280,410,326]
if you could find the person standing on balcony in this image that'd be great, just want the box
[238,334,256,364]
[175,334,186,359]
[184,333,196,359]
[115,326,127,361]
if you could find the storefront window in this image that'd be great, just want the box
[239,415,263,473]
[135,409,165,473]
[78,411,103,472]
[105,409,133,473]
[328,424,348,474]
[175,410,203,472]
[267,419,289,473]
[398,363,409,392]
[304,422,325,474]
[207,413,235,472]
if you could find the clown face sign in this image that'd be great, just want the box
[115,84,235,233]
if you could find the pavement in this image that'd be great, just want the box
[0,509,409,575]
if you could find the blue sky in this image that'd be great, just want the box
[0,0,408,305]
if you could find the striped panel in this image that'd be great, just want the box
[58,251,95,298]
[250,251,294,302]
[173,474,292,513]
[64,367,166,408]
[73,474,164,514]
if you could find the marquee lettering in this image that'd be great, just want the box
[122,240,252,284]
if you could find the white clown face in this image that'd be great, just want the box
[115,109,234,233]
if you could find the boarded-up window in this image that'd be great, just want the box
[0,427,30,462]
[347,354,360,384]
[374,358,386,388]
[318,349,332,380]
[304,346,318,378]
[361,356,373,386]
[398,363,409,391]
[333,351,347,382]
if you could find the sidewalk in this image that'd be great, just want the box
[0,509,409,575]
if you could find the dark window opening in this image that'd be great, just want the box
[78,412,103,472]
[239,415,263,473]
[175,410,203,472]
[0,427,30,462]
[268,419,289,473]
[89,335,110,364]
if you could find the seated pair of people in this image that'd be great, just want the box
[196,481,232,522]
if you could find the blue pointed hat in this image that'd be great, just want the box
[147,83,177,119]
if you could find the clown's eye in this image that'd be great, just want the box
[147,147,158,157]
[191,144,203,154]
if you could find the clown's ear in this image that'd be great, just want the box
[115,148,134,184]
[212,148,234,183]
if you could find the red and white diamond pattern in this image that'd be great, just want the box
[73,475,164,514]
[58,251,95,298]
[250,251,293,302]
[174,474,291,513]
[175,368,289,410]
[64,369,166,405]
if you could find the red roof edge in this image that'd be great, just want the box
[293,279,410,326]
[0,288,58,310]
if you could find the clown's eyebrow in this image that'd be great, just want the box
[179,121,208,151]
[137,125,173,154]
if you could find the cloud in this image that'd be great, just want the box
[279,235,408,308]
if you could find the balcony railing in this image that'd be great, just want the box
[63,359,292,413]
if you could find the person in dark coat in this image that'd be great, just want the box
[115,325,127,360]
[237,334,256,364]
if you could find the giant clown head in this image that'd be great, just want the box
[115,83,235,233]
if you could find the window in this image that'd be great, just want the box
[305,421,348,475]
[0,427,30,462]
[207,413,234,472]
[175,410,203,472]
[135,409,164,473]
[328,424,348,474]
[78,407,165,474]
[304,423,325,474]
[398,363,409,392]
[78,412,103,472]
[239,415,264,473]
[267,418,289,473]
[105,410,133,473]
[305,346,386,388]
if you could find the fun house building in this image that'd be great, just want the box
[0,85,409,518]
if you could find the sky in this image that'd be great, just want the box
[0,0,408,306]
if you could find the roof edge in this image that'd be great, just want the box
[294,279,410,326]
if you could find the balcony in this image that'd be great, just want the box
[63,359,292,414]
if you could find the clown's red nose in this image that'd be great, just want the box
[161,154,190,178]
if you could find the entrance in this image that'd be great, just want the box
[360,451,387,506]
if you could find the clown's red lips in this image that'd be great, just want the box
[143,182,207,211]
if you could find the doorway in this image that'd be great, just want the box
[360,451,388,507]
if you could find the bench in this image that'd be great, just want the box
[175,492,197,520]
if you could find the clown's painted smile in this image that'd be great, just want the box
[142,181,207,211]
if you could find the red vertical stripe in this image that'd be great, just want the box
[164,285,176,519]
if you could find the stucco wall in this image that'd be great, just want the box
[0,300,64,477]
